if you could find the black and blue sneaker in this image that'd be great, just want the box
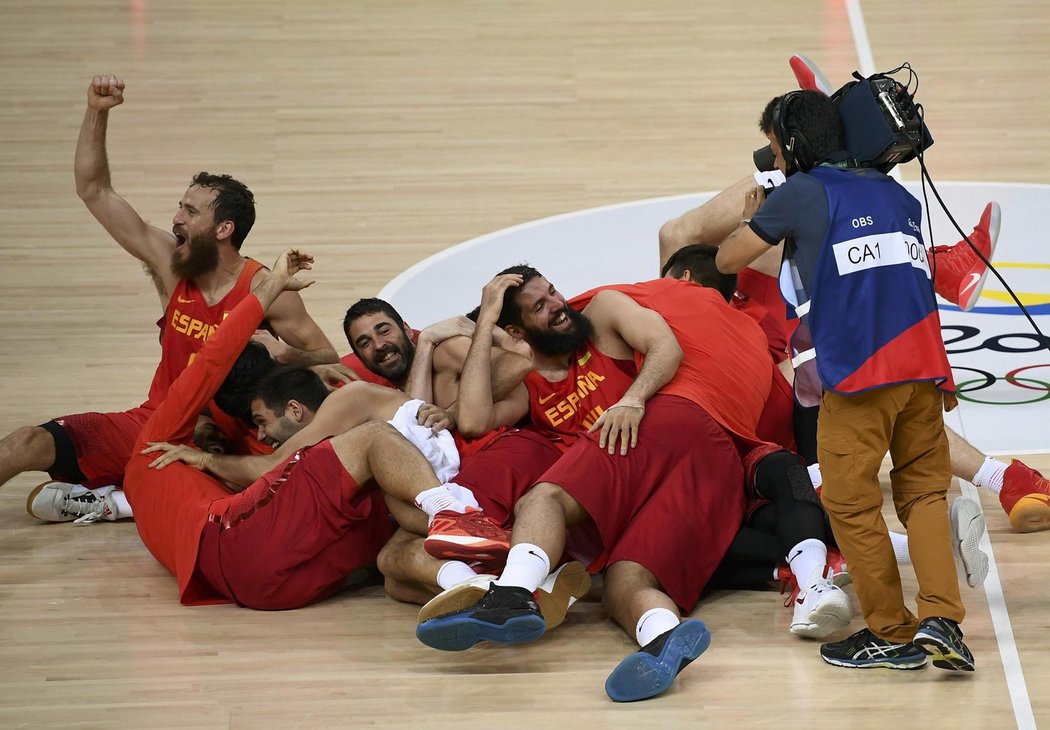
[820,627,928,670]
[605,619,711,702]
[415,584,545,651]
[913,616,975,671]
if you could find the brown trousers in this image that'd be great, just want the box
[818,381,964,643]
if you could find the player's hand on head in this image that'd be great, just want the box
[588,397,645,456]
[478,274,523,325]
[88,74,125,110]
[141,442,210,471]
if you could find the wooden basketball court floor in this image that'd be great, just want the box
[1,1,1048,727]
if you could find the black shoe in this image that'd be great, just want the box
[820,628,928,670]
[415,584,545,651]
[605,619,711,702]
[913,617,975,671]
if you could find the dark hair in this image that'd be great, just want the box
[493,264,543,329]
[760,91,842,171]
[214,341,276,424]
[191,171,256,250]
[254,365,329,414]
[342,298,407,349]
[662,244,737,302]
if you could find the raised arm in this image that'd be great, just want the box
[74,75,180,300]
[715,186,774,274]
[251,269,340,367]
[456,275,531,437]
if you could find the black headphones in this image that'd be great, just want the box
[771,91,816,174]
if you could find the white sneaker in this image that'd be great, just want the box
[26,481,121,524]
[950,497,989,588]
[790,567,852,639]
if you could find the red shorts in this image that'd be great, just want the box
[455,428,562,527]
[193,441,394,610]
[538,395,746,611]
[49,406,155,487]
[755,368,796,452]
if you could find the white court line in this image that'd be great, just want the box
[845,2,1037,725]
[958,480,1036,729]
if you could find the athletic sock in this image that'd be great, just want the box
[436,560,478,590]
[786,538,827,590]
[414,485,469,521]
[108,488,133,519]
[495,543,550,592]
[890,531,911,563]
[972,457,1007,495]
[636,607,680,648]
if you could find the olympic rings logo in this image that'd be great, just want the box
[944,325,1050,405]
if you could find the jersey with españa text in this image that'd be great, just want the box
[523,343,636,453]
[145,258,265,408]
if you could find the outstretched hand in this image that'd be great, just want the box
[141,442,210,471]
[270,248,315,291]
[88,74,125,110]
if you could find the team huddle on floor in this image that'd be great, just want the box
[4,67,1050,703]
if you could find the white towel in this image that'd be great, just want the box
[386,399,461,484]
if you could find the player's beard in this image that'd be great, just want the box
[369,336,416,381]
[523,305,594,355]
[171,230,221,280]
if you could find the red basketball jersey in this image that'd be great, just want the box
[145,259,265,408]
[523,344,637,453]
[573,279,773,442]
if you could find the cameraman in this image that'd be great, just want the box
[715,90,974,673]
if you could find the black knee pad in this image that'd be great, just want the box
[787,463,821,506]
[37,420,86,482]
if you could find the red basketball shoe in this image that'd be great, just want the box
[424,507,511,562]
[930,202,1001,311]
[789,53,834,96]
[999,460,1050,533]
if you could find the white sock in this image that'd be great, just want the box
[414,485,469,521]
[436,560,478,590]
[890,531,911,563]
[787,538,828,588]
[108,488,133,519]
[636,607,680,647]
[495,543,550,592]
[972,457,1007,495]
[807,463,822,488]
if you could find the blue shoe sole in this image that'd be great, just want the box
[605,619,711,702]
[416,613,546,652]
[913,628,975,671]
